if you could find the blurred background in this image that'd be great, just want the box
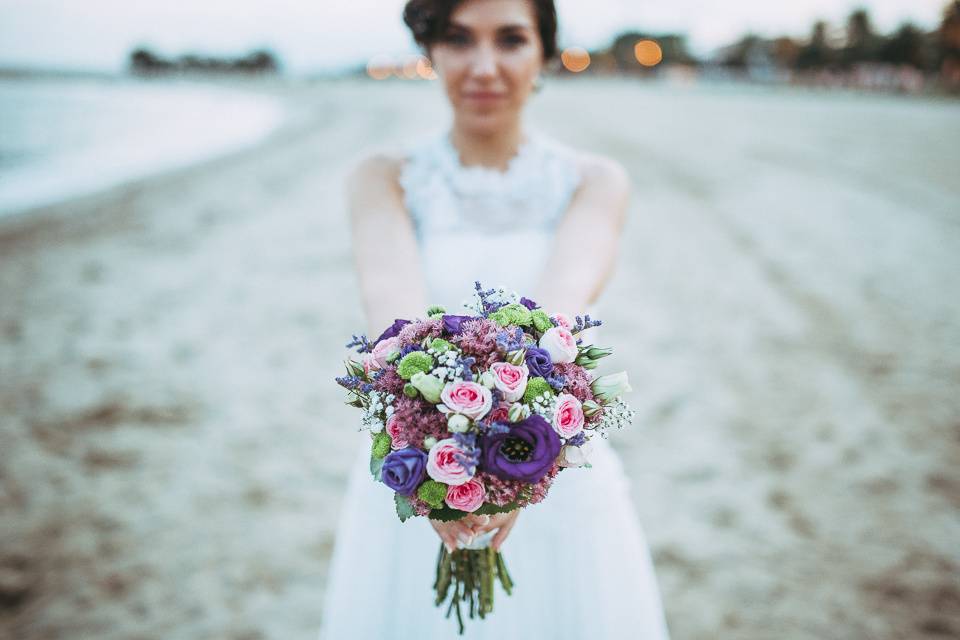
[1,1,958,639]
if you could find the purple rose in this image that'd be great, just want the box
[375,319,411,345]
[442,314,473,335]
[479,414,561,483]
[525,346,554,379]
[381,447,428,496]
[519,297,539,310]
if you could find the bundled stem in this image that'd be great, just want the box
[433,543,515,635]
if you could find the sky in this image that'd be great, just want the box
[0,0,950,75]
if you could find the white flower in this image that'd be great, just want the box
[538,327,578,364]
[558,442,593,468]
[590,372,632,404]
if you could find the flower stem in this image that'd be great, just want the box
[433,544,516,635]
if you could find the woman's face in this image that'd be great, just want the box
[429,0,544,135]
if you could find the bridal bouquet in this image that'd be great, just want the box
[336,282,635,634]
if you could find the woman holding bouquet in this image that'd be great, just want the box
[321,0,670,637]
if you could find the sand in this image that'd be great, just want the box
[1,77,958,640]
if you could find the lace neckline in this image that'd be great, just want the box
[436,129,544,196]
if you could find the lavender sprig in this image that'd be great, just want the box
[495,327,525,354]
[474,281,507,316]
[346,334,372,354]
[546,372,567,391]
[455,355,477,381]
[571,315,603,335]
[453,432,481,475]
[335,374,366,391]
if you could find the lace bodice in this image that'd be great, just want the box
[398,128,582,311]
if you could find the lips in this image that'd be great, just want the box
[464,92,505,100]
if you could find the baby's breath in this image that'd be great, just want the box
[593,398,636,436]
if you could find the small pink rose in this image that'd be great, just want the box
[427,438,474,486]
[552,313,574,330]
[386,415,408,450]
[490,362,529,403]
[370,336,400,370]
[552,393,585,438]
[539,326,578,364]
[440,381,492,421]
[362,353,375,377]
[445,477,485,512]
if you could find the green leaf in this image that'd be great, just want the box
[428,505,469,522]
[475,501,520,516]
[394,493,416,522]
[428,501,520,521]
[370,455,384,480]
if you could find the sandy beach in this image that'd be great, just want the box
[1,77,958,639]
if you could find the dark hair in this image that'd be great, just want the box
[403,0,558,61]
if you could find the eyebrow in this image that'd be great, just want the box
[446,21,533,33]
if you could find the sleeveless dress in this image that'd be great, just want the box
[319,128,671,640]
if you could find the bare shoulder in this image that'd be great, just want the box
[574,151,630,195]
[346,151,406,197]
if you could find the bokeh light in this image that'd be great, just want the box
[634,40,663,67]
[415,56,437,80]
[366,54,393,80]
[560,47,591,73]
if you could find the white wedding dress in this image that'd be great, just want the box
[319,128,670,640]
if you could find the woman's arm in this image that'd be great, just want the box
[467,156,632,548]
[533,155,632,314]
[346,153,429,337]
[346,153,482,550]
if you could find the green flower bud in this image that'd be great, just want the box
[426,305,446,319]
[522,377,555,404]
[582,399,602,417]
[479,371,496,389]
[585,345,614,360]
[397,351,434,380]
[371,432,392,459]
[447,414,471,433]
[507,348,526,366]
[430,338,454,353]
[530,309,554,334]
[423,436,438,450]
[507,402,530,422]
[345,359,366,377]
[417,479,448,509]
[591,372,632,403]
[403,383,419,398]
[410,371,444,404]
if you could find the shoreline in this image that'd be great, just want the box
[0,75,299,226]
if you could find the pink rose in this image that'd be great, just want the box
[539,326,578,364]
[427,438,474,486]
[489,362,529,403]
[370,336,400,370]
[445,477,485,512]
[440,381,492,421]
[386,415,408,450]
[552,313,574,330]
[552,393,585,438]
[362,353,375,376]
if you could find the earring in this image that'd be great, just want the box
[532,75,544,93]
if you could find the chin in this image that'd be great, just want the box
[457,108,517,136]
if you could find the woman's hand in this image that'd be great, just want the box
[429,510,520,552]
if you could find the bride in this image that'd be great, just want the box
[321,0,671,637]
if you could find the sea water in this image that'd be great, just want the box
[0,76,286,216]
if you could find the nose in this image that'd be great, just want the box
[469,44,498,79]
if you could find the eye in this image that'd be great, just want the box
[499,34,527,48]
[443,32,471,47]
